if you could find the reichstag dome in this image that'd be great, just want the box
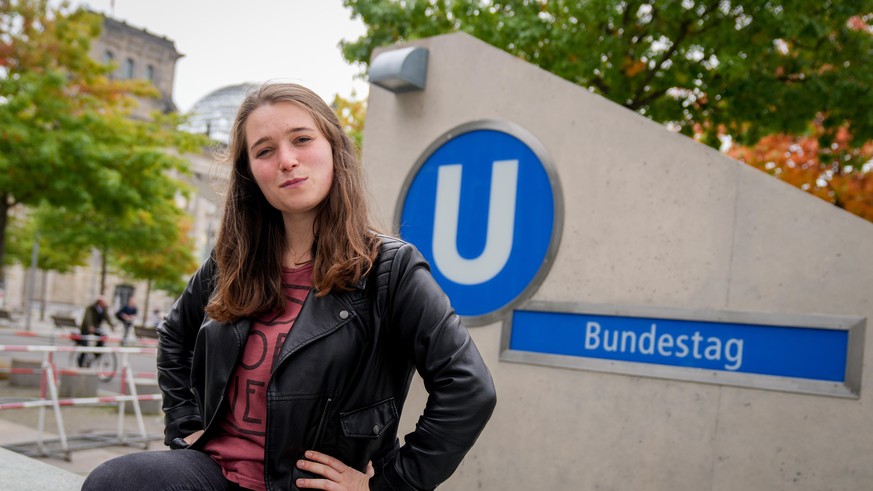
[184,83,254,144]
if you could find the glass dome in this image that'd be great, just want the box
[183,83,254,144]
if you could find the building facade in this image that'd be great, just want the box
[90,14,181,118]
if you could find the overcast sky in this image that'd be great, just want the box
[69,0,371,113]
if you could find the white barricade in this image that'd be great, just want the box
[0,344,158,354]
[7,329,158,346]
[0,344,162,461]
[0,367,156,378]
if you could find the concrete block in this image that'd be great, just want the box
[58,371,97,398]
[10,358,41,387]
[133,378,162,414]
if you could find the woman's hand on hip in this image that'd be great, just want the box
[183,430,204,446]
[296,450,374,490]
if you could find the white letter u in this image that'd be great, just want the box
[432,160,519,285]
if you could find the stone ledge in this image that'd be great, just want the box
[0,447,85,490]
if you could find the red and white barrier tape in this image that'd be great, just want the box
[0,393,162,410]
[6,330,157,345]
[0,344,157,354]
[0,367,156,378]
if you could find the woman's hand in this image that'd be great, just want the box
[296,450,374,490]
[183,430,204,446]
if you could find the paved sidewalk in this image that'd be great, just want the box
[0,444,84,490]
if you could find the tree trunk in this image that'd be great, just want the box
[0,193,9,290]
[142,278,152,328]
[39,269,48,320]
[100,248,108,295]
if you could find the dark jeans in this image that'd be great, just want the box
[121,321,133,346]
[82,448,248,490]
[76,329,107,368]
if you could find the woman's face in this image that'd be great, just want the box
[245,101,334,224]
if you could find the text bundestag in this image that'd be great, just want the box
[584,321,744,370]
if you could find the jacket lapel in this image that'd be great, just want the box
[274,290,357,368]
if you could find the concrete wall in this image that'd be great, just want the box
[361,32,873,491]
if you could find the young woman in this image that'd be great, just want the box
[83,83,496,491]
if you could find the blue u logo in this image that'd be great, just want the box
[398,122,562,324]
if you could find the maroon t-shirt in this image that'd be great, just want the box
[203,264,313,490]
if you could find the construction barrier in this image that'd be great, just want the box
[0,344,157,354]
[0,343,162,461]
[6,329,158,346]
[0,367,157,378]
[0,393,162,410]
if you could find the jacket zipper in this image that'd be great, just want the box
[311,397,333,450]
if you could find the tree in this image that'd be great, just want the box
[724,16,873,220]
[343,1,873,145]
[4,194,197,315]
[33,186,193,294]
[4,204,91,272]
[115,215,199,326]
[0,0,205,281]
[5,204,91,319]
[332,91,367,149]
[728,122,873,222]
[341,1,873,219]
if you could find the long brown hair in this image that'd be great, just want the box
[206,83,379,322]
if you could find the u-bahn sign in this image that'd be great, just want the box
[397,120,563,325]
[394,120,864,399]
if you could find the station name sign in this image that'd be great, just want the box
[501,301,865,398]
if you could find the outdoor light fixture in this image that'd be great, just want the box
[368,46,429,93]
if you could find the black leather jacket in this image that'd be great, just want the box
[157,236,496,490]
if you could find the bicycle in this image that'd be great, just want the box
[71,333,118,382]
